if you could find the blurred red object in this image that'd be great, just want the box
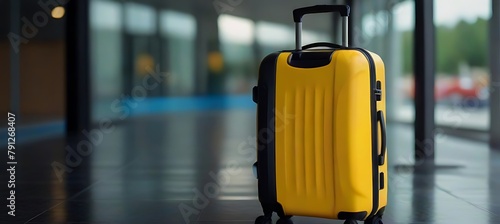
[404,75,488,106]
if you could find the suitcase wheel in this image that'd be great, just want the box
[276,216,294,224]
[364,215,383,224]
[254,215,272,224]
[343,220,358,224]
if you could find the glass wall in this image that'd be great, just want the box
[392,1,415,125]
[434,0,491,130]
[353,0,415,125]
[218,14,256,94]
[353,1,416,168]
[217,14,332,95]
[124,2,161,97]
[360,0,492,132]
[90,0,124,120]
[89,0,335,121]
[160,10,196,96]
[355,0,493,138]
[256,21,295,58]
[90,1,199,120]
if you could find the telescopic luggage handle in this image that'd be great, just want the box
[293,5,350,49]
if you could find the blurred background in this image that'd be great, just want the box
[1,0,500,223]
[0,0,494,136]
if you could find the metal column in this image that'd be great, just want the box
[490,0,500,149]
[414,0,436,165]
[66,0,90,135]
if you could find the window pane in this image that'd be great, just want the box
[90,0,124,120]
[434,0,491,130]
[218,15,256,94]
[160,10,197,95]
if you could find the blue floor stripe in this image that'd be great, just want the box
[1,95,255,146]
[0,120,66,146]
[127,95,255,116]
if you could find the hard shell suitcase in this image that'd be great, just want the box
[252,5,388,224]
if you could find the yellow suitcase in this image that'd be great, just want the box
[252,5,387,224]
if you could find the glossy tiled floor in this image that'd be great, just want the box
[1,109,500,223]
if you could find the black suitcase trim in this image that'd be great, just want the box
[355,48,380,220]
[287,51,334,68]
[256,52,284,216]
[338,211,368,221]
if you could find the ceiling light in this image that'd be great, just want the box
[51,6,65,19]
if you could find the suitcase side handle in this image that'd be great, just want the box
[293,5,350,49]
[377,110,387,165]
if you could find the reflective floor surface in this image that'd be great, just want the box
[1,109,500,223]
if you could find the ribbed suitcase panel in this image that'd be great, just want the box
[275,53,336,218]
[282,87,328,197]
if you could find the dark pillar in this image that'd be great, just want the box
[122,7,133,97]
[194,5,222,95]
[66,0,90,135]
[490,0,500,149]
[9,0,20,116]
[414,0,435,165]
